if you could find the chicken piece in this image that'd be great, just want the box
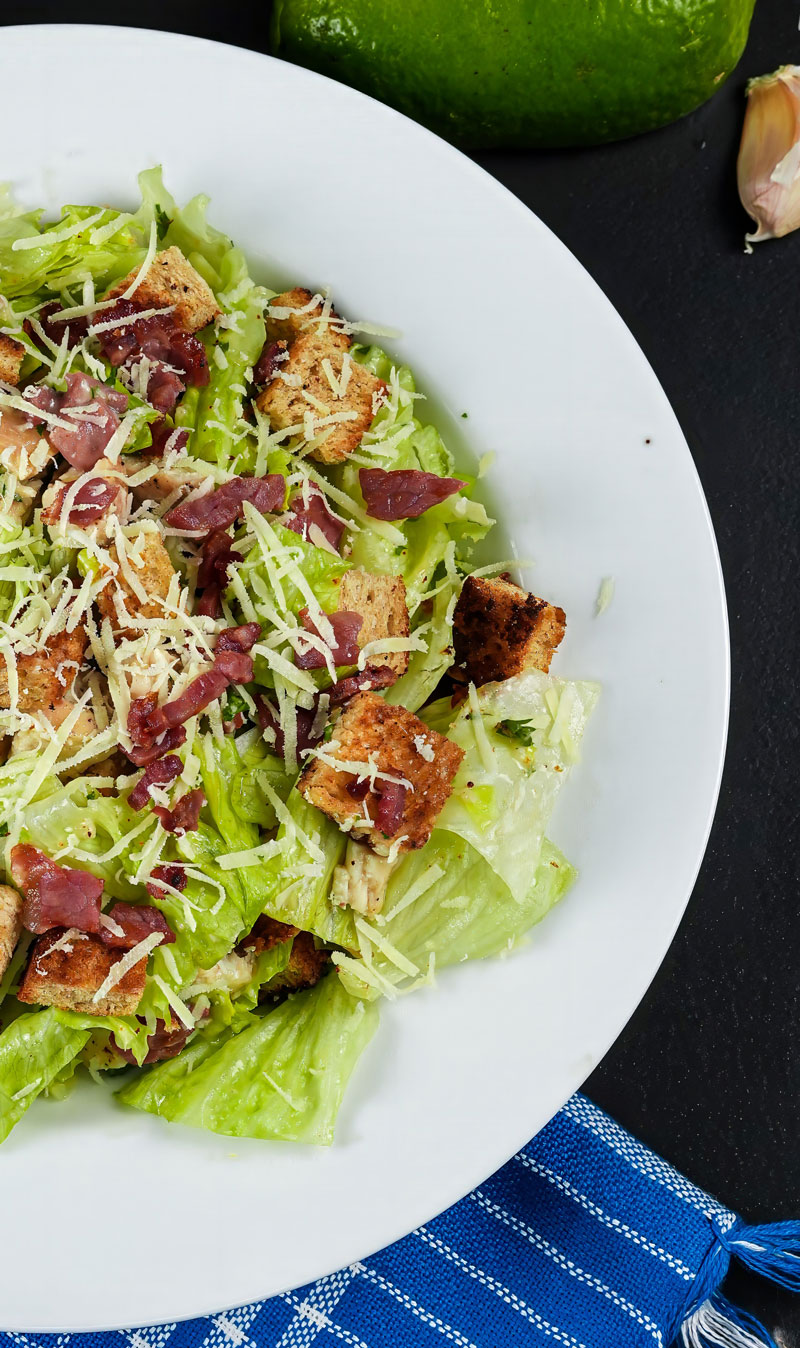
[105,246,220,333]
[338,569,409,681]
[0,885,23,980]
[128,456,210,505]
[10,702,98,767]
[298,690,464,856]
[95,527,177,638]
[0,333,25,386]
[18,930,147,1016]
[452,575,566,684]
[0,407,56,481]
[3,474,42,526]
[41,457,130,542]
[331,840,396,916]
[0,627,86,714]
[188,951,256,997]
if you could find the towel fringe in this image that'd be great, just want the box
[679,1292,777,1348]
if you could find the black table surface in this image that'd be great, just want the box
[7,0,800,1338]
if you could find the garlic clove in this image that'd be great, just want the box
[737,65,800,246]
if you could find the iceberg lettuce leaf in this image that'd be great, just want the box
[0,1008,90,1143]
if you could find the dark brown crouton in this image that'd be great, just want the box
[452,575,566,684]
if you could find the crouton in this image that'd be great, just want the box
[18,930,147,1016]
[0,407,56,481]
[298,690,464,856]
[265,288,341,346]
[0,627,86,713]
[452,575,566,684]
[11,702,98,765]
[0,332,25,386]
[337,569,409,680]
[268,932,329,995]
[0,884,23,979]
[41,457,130,542]
[95,527,177,638]
[105,246,219,333]
[256,329,385,465]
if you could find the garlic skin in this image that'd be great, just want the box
[737,65,800,245]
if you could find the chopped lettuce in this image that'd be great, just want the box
[118,976,379,1144]
[0,1009,90,1143]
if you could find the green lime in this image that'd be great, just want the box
[271,0,756,148]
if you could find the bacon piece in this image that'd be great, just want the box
[164,474,285,533]
[29,302,89,350]
[294,608,362,670]
[161,668,231,728]
[120,355,185,414]
[93,299,209,387]
[253,338,288,389]
[326,664,396,706]
[216,623,261,653]
[19,383,62,425]
[146,421,189,457]
[41,475,119,525]
[374,781,407,837]
[124,724,187,767]
[284,486,345,552]
[46,373,129,472]
[146,863,187,900]
[128,754,183,810]
[100,902,175,949]
[255,694,324,760]
[223,711,245,734]
[10,844,103,935]
[153,788,205,835]
[114,1017,194,1066]
[346,776,370,801]
[196,529,241,618]
[359,468,465,521]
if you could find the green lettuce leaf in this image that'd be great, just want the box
[0,1008,90,1143]
[117,976,379,1144]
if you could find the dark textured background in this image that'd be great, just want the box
[7,0,800,1337]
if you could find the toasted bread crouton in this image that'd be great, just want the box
[0,627,86,713]
[106,246,219,333]
[298,691,464,856]
[268,932,329,995]
[265,288,338,345]
[338,569,409,680]
[256,330,385,465]
[18,930,147,1016]
[453,575,566,684]
[0,885,23,979]
[0,332,25,386]
[96,528,177,638]
[0,407,56,481]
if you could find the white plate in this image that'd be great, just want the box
[0,25,729,1332]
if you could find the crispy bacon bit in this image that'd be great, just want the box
[29,302,89,350]
[255,694,324,759]
[146,421,189,457]
[294,608,362,670]
[100,902,175,949]
[93,299,209,388]
[196,530,241,619]
[10,844,103,935]
[346,776,371,801]
[28,372,130,472]
[41,476,118,525]
[326,665,396,706]
[374,781,407,836]
[216,623,261,654]
[162,668,231,728]
[113,1016,195,1065]
[128,754,183,811]
[19,383,62,424]
[253,338,288,388]
[146,863,187,899]
[223,711,245,734]
[120,355,186,415]
[164,474,285,533]
[284,486,345,552]
[124,724,187,767]
[153,788,205,835]
[359,468,465,521]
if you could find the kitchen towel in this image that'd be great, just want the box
[6,1092,799,1348]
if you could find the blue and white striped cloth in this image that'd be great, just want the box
[4,1093,800,1348]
